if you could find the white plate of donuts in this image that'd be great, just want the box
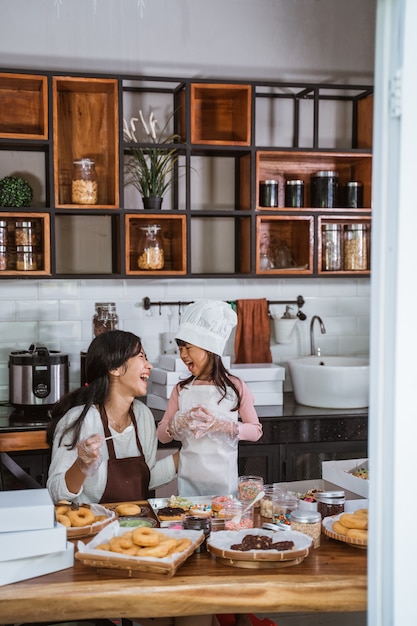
[54,501,117,539]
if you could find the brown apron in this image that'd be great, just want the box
[98,404,150,503]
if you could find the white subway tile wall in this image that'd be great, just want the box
[0,277,370,402]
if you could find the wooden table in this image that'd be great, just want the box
[0,531,366,624]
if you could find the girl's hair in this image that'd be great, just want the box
[46,330,142,449]
[175,339,241,411]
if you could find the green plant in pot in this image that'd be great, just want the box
[0,176,33,207]
[123,110,182,210]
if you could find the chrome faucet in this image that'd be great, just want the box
[310,315,326,355]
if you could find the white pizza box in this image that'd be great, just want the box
[0,522,67,562]
[146,393,169,411]
[247,380,283,393]
[151,382,175,399]
[158,355,231,371]
[322,459,369,498]
[0,488,55,533]
[229,363,285,382]
[0,541,74,587]
[150,368,189,386]
[252,391,283,406]
[273,479,367,512]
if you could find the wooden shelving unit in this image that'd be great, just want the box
[0,69,373,279]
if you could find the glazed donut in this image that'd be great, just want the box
[66,506,95,527]
[339,513,368,530]
[57,514,71,528]
[136,543,171,558]
[94,515,108,523]
[354,508,369,518]
[55,504,70,516]
[346,528,368,541]
[96,543,110,551]
[168,537,192,555]
[132,527,160,547]
[109,536,138,556]
[332,520,348,536]
[116,503,141,516]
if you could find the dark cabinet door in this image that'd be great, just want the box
[238,443,281,484]
[283,441,368,482]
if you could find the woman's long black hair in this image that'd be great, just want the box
[175,339,241,411]
[46,330,142,449]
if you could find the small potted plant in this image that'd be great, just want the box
[123,110,182,210]
[0,176,33,207]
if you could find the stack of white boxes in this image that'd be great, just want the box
[147,355,285,411]
[0,488,74,586]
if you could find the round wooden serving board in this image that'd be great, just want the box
[322,514,367,549]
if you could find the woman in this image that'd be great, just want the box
[47,330,178,504]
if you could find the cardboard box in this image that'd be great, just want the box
[247,381,283,393]
[151,382,175,399]
[229,363,285,382]
[0,522,67,561]
[252,392,283,406]
[0,541,74,586]
[322,459,369,498]
[158,355,231,371]
[146,393,169,411]
[273,479,367,512]
[0,488,55,533]
[150,368,189,386]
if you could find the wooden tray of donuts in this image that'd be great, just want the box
[75,525,204,578]
[55,502,117,539]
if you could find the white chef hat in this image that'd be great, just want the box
[176,299,237,356]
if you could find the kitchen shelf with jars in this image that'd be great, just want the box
[0,68,373,279]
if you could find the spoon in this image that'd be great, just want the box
[231,490,265,525]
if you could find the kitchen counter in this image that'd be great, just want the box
[0,395,368,487]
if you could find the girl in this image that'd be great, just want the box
[157,299,262,496]
[47,330,178,504]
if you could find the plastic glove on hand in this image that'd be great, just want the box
[77,433,103,475]
[167,410,191,440]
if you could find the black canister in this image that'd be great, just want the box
[344,181,363,208]
[311,170,339,208]
[182,515,211,552]
[285,180,304,208]
[259,180,278,207]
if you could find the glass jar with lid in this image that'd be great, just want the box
[0,244,7,271]
[290,509,322,548]
[316,491,345,518]
[16,245,37,271]
[92,302,119,337]
[15,220,37,246]
[343,224,368,270]
[137,224,165,270]
[0,220,7,246]
[322,223,342,271]
[311,170,339,208]
[72,158,98,205]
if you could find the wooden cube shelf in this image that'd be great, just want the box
[188,84,251,145]
[125,214,186,275]
[0,212,50,275]
[318,216,371,275]
[0,73,48,139]
[53,76,119,208]
[256,216,313,275]
[256,151,372,210]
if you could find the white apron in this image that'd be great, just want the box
[177,381,239,497]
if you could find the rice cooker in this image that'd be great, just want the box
[9,344,70,409]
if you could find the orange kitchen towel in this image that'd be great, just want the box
[234,298,272,363]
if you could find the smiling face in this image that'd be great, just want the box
[178,342,214,381]
[111,349,153,397]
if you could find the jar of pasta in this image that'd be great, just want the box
[0,244,7,271]
[15,220,37,246]
[137,224,165,270]
[72,158,98,205]
[343,224,368,270]
[16,245,37,271]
